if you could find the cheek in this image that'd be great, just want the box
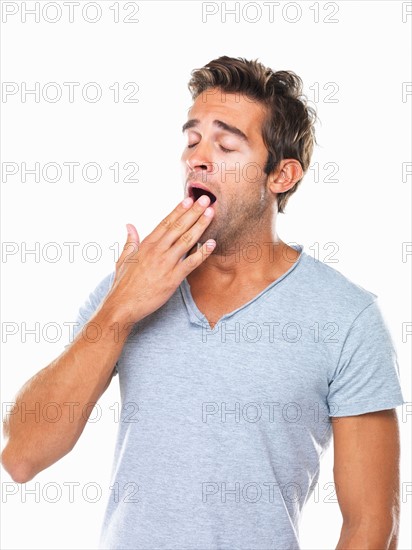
[243,150,269,182]
[247,147,267,166]
[215,157,241,184]
[242,162,267,185]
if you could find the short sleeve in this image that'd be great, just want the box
[65,271,119,376]
[327,299,406,417]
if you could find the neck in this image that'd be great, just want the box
[187,226,300,286]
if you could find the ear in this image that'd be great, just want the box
[267,159,303,194]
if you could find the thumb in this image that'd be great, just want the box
[126,223,140,245]
[116,223,140,267]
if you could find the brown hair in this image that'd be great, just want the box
[187,55,317,214]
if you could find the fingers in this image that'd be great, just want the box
[117,224,140,267]
[117,194,215,275]
[151,195,214,254]
[149,195,207,243]
[161,195,214,250]
[176,238,216,278]
[169,205,215,258]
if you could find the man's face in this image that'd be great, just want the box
[181,87,274,253]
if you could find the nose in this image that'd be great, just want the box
[185,142,215,175]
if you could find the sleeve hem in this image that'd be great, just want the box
[329,398,406,417]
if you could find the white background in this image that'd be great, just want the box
[1,1,411,548]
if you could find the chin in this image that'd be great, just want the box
[198,225,218,245]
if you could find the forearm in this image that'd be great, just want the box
[1,295,133,483]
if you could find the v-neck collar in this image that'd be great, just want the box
[179,243,305,329]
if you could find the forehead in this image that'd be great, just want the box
[187,87,267,140]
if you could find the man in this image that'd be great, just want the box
[2,56,405,549]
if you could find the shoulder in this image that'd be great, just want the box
[296,251,378,320]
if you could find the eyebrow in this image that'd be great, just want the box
[181,118,249,142]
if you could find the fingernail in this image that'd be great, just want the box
[205,239,216,251]
[204,206,213,217]
[182,197,193,207]
[199,195,209,206]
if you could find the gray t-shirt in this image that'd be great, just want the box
[69,244,405,549]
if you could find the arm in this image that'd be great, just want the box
[332,409,401,550]
[1,298,133,484]
[1,194,216,483]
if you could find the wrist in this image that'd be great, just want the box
[100,289,143,329]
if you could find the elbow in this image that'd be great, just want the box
[387,518,400,550]
[1,444,37,484]
[339,517,399,550]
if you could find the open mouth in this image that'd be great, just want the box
[190,186,217,204]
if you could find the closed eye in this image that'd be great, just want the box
[187,143,234,153]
